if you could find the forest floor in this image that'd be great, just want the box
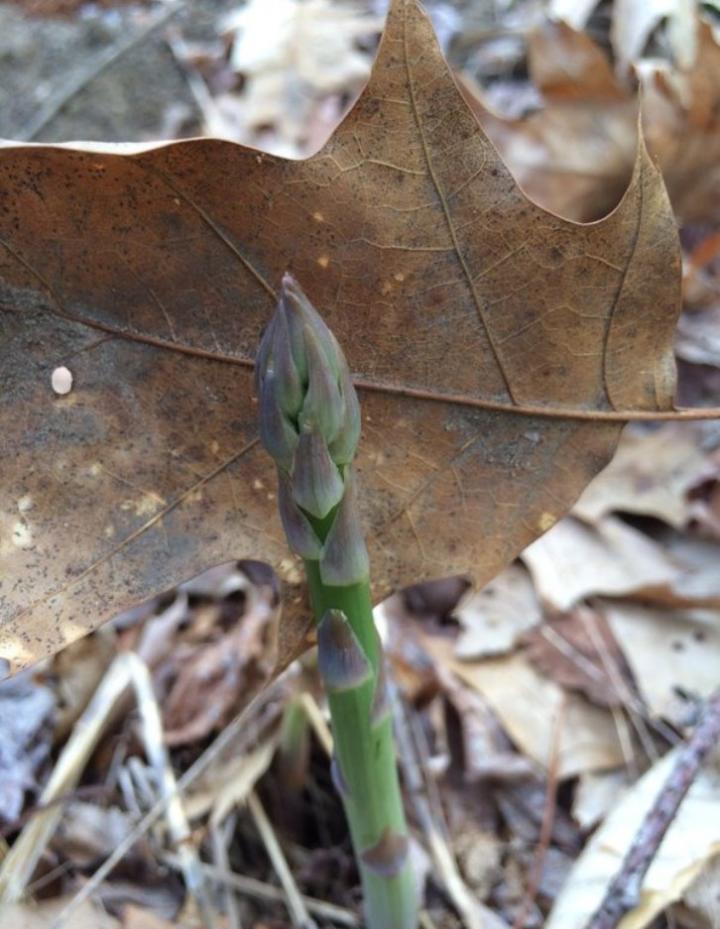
[1,1,720,928]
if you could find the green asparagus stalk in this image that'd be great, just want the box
[256,274,418,929]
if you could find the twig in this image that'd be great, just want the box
[0,651,218,922]
[17,2,183,141]
[165,32,229,137]
[511,698,566,929]
[247,790,318,929]
[585,688,720,929]
[129,653,217,928]
[52,672,289,928]
[579,610,677,757]
[298,691,334,756]
[162,854,360,927]
[391,683,510,929]
[211,816,243,929]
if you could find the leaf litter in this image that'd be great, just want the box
[1,0,720,928]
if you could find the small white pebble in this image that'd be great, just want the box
[51,366,73,395]
[17,495,33,513]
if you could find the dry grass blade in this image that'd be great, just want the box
[0,652,215,925]
[162,855,360,927]
[391,684,509,929]
[126,654,216,928]
[247,790,318,929]
[53,672,288,928]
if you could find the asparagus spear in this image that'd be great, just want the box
[256,274,418,929]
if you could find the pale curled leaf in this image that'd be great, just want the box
[547,746,720,929]
[603,602,720,728]
[522,516,680,611]
[574,423,720,529]
[454,563,542,659]
[0,0,681,675]
[423,638,625,779]
[611,0,697,72]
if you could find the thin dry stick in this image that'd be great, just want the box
[211,817,243,929]
[585,688,720,929]
[0,652,216,921]
[165,32,229,136]
[539,622,644,771]
[53,672,288,929]
[511,698,566,929]
[162,855,360,927]
[18,2,183,141]
[247,790,318,929]
[391,683,510,929]
[298,692,334,756]
[579,610,675,757]
[128,653,217,928]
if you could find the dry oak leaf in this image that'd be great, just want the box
[0,0,682,677]
[461,19,639,223]
[467,17,720,223]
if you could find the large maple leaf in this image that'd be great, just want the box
[0,0,681,676]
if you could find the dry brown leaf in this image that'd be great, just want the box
[454,563,542,659]
[0,0,681,678]
[461,20,638,223]
[529,19,627,102]
[602,601,720,726]
[522,516,680,611]
[468,16,720,223]
[641,21,720,221]
[462,73,637,223]
[547,744,720,929]
[425,637,625,779]
[161,605,273,746]
[574,424,720,528]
